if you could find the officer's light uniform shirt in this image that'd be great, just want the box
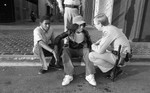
[92,25,130,54]
[33,26,54,54]
[91,25,130,72]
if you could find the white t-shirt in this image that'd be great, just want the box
[33,26,54,53]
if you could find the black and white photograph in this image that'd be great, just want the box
[0,0,150,93]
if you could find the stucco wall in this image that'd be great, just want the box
[38,0,47,18]
[14,0,37,21]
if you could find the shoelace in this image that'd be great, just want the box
[87,75,94,81]
[63,76,71,81]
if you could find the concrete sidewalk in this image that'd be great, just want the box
[0,64,150,93]
[0,20,150,67]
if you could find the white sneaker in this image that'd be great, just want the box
[85,74,96,86]
[62,75,73,86]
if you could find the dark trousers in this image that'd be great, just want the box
[43,42,63,65]
[61,47,95,76]
[42,44,56,65]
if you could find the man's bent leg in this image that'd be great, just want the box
[39,47,48,70]
[62,47,74,75]
[83,48,96,86]
[82,48,95,76]
[89,52,114,73]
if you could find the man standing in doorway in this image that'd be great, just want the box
[56,0,82,44]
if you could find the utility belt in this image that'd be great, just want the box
[65,4,79,8]
[111,50,132,62]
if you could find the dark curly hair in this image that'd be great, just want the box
[40,15,51,23]
[67,24,79,35]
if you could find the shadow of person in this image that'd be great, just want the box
[125,0,135,39]
[119,65,150,80]
[94,64,150,83]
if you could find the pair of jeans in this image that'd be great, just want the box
[61,47,95,76]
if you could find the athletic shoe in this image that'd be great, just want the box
[85,74,96,86]
[62,75,73,86]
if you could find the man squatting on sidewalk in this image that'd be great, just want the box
[89,13,131,80]
[54,15,96,86]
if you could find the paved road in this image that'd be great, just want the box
[0,64,150,93]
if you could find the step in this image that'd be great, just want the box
[0,55,150,66]
[0,55,86,66]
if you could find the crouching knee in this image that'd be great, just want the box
[88,52,96,63]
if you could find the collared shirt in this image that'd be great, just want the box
[92,25,131,54]
[33,26,54,53]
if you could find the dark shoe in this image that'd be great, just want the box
[38,69,48,74]
[118,58,126,67]
[106,67,123,81]
[48,64,63,70]
[55,64,64,70]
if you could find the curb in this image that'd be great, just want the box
[0,61,150,67]
[0,55,150,66]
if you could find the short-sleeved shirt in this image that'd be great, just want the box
[33,26,54,53]
[92,25,131,54]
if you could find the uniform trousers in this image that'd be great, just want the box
[64,7,79,32]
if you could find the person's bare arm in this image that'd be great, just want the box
[56,0,64,14]
[46,0,54,8]
[38,40,58,62]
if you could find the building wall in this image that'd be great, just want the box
[83,0,94,25]
[38,0,47,18]
[38,0,60,18]
[111,0,145,41]
[14,0,37,21]
[0,0,15,22]
[112,0,128,29]
[139,0,150,42]
[94,0,114,24]
[124,0,145,41]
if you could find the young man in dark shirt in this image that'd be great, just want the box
[54,15,96,86]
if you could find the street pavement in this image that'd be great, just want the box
[0,64,150,93]
[0,20,150,93]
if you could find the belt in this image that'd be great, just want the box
[65,4,79,8]
[111,50,132,62]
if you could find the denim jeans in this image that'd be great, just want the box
[61,47,95,76]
